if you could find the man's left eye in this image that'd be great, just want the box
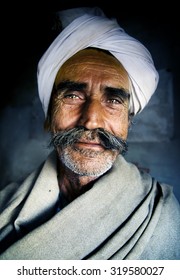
[107,99,121,104]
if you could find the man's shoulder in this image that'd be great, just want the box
[0,151,56,213]
[0,168,41,213]
[141,186,180,259]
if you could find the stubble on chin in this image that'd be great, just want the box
[57,145,118,177]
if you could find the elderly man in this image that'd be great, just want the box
[0,7,179,260]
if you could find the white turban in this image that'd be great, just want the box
[37,7,159,117]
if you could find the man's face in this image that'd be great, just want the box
[50,48,130,176]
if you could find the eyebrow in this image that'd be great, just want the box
[104,87,130,101]
[55,80,130,100]
[55,80,86,92]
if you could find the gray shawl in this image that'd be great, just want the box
[0,151,179,259]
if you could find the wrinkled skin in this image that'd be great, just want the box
[49,48,130,202]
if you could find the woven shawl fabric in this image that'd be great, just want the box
[0,152,179,260]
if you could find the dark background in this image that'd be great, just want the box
[1,1,180,201]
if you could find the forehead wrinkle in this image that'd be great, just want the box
[55,48,129,82]
[55,50,130,94]
[60,61,127,75]
[56,63,130,90]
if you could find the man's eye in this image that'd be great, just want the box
[64,94,80,99]
[62,92,85,104]
[107,98,121,104]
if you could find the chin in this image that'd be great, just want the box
[59,146,118,176]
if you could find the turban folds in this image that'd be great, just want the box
[37,7,159,117]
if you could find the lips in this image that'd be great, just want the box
[74,140,104,151]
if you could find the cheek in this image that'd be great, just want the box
[51,102,82,131]
[110,112,129,139]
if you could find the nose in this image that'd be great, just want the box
[79,99,105,130]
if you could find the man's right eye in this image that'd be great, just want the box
[64,94,80,99]
[62,92,85,105]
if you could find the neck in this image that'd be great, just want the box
[57,161,99,202]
